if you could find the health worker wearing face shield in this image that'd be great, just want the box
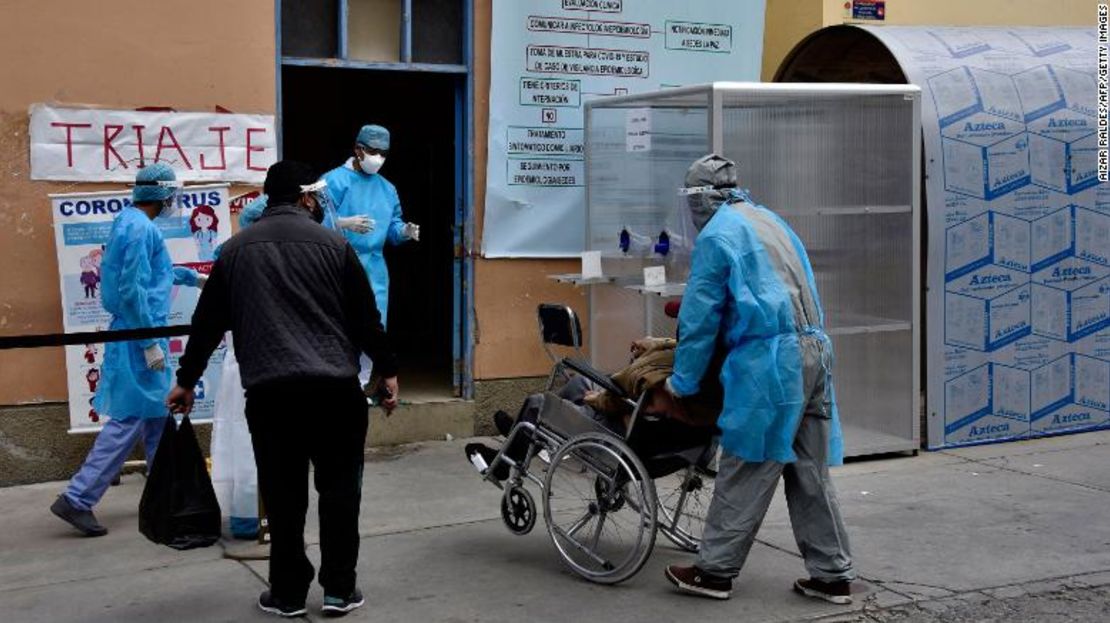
[662,155,855,605]
[323,124,419,391]
[50,163,204,537]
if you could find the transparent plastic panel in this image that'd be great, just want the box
[590,284,647,373]
[832,330,915,452]
[717,88,917,453]
[584,85,919,456]
[720,91,915,214]
[586,92,710,258]
[787,212,913,331]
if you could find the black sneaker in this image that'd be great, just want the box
[50,495,107,537]
[665,565,732,600]
[493,410,514,437]
[257,591,307,617]
[794,578,853,605]
[321,588,365,616]
[465,443,509,481]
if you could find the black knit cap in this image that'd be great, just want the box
[263,160,318,204]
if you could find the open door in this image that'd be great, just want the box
[282,65,461,399]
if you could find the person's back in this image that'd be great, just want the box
[704,198,823,342]
[213,202,363,389]
[678,191,839,465]
[99,207,173,330]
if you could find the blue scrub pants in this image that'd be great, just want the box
[64,417,164,512]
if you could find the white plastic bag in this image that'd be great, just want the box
[210,336,258,538]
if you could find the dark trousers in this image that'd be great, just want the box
[245,377,368,603]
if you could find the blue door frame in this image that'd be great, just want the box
[274,0,475,399]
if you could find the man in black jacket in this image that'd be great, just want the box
[168,160,398,618]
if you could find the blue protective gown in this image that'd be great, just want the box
[323,162,407,326]
[670,195,844,465]
[92,207,175,420]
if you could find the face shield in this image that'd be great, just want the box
[158,181,185,217]
[679,183,736,232]
[660,187,703,280]
[131,179,184,219]
[299,180,339,229]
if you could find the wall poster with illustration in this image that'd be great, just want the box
[51,185,232,432]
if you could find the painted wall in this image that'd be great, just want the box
[0,0,276,405]
[762,0,824,82]
[762,0,1100,79]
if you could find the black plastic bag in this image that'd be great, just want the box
[139,414,221,550]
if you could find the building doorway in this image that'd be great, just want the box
[282,66,462,399]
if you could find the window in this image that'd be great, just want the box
[282,0,339,58]
[280,0,466,68]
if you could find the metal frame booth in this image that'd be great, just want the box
[556,82,922,458]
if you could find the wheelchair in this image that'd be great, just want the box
[476,304,720,584]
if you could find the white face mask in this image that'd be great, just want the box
[359,153,385,175]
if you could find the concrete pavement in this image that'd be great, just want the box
[1,430,1108,622]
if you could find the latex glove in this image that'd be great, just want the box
[196,273,208,289]
[402,222,420,241]
[338,215,374,234]
[663,376,680,398]
[172,266,200,288]
[143,344,166,371]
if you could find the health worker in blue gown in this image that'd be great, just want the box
[51,163,204,537]
[323,124,419,390]
[662,155,855,604]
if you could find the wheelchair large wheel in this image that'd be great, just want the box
[656,463,717,552]
[542,432,657,585]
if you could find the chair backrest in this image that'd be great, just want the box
[538,304,582,348]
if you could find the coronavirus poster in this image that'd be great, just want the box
[51,185,232,432]
[482,0,766,257]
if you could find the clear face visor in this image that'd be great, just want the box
[677,183,744,231]
[300,180,339,229]
[132,180,184,218]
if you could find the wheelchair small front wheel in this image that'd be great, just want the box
[543,432,657,585]
[501,485,537,535]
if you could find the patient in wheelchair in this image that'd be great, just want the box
[466,336,722,480]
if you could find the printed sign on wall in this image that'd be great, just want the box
[482,0,766,257]
[51,185,232,432]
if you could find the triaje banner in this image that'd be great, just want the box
[30,105,276,184]
[51,185,233,432]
